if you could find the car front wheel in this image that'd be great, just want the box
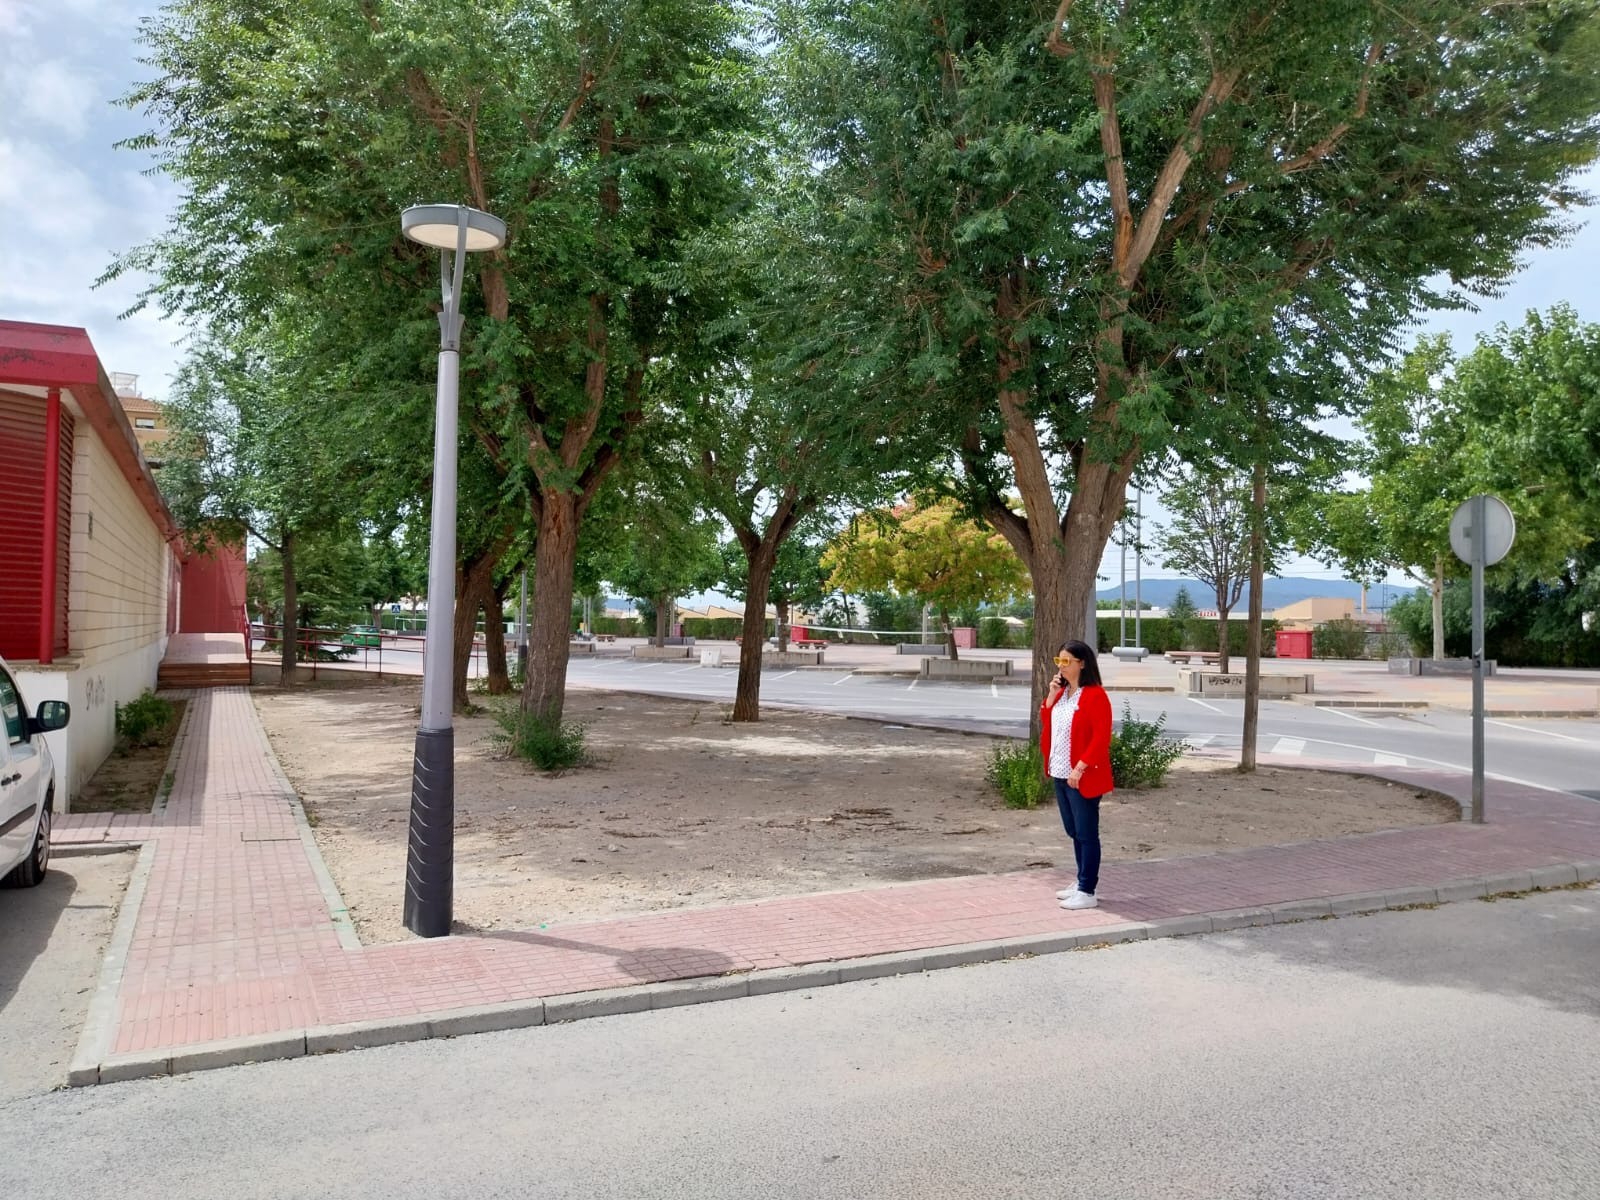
[4,794,50,888]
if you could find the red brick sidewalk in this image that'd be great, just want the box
[57,688,1600,1084]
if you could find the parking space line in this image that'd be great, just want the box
[1486,718,1586,743]
[1326,706,1382,727]
[1374,752,1407,766]
[1270,737,1306,756]
[832,673,856,685]
[1185,696,1223,714]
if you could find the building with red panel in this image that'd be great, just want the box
[0,319,245,806]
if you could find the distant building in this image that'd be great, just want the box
[109,372,172,467]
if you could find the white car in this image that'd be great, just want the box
[0,655,70,888]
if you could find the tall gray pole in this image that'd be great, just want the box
[404,214,470,939]
[1119,521,1128,648]
[1134,489,1143,650]
[1470,494,1486,824]
[518,569,529,679]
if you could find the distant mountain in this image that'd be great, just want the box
[1097,576,1413,611]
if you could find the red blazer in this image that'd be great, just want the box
[1039,684,1114,799]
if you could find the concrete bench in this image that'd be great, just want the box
[632,645,692,660]
[921,657,1012,680]
[1165,650,1220,665]
[895,643,948,656]
[1109,646,1150,661]
[568,640,596,654]
[594,633,616,643]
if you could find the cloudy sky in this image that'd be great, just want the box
[4,0,1597,589]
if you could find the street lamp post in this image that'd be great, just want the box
[400,203,507,939]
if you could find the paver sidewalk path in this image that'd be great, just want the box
[56,688,1600,1082]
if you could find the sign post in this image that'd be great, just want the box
[1448,494,1515,824]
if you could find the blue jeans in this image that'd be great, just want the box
[1052,778,1101,895]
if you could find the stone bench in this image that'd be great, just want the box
[921,657,1012,680]
[632,645,692,660]
[1109,646,1150,661]
[1180,669,1313,698]
[1166,650,1220,666]
[895,643,948,656]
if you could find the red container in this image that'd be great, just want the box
[1275,629,1313,659]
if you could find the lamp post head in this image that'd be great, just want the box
[401,204,507,253]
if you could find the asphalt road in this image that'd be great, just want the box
[0,851,134,1104]
[560,657,1600,797]
[3,887,1596,1199]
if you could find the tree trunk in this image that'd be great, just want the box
[1239,457,1267,772]
[452,546,501,710]
[654,593,671,648]
[280,529,298,684]
[1431,555,1445,660]
[942,607,958,661]
[732,547,778,722]
[1026,537,1081,742]
[1216,607,1231,674]
[521,491,581,724]
[484,576,511,695]
[775,598,790,651]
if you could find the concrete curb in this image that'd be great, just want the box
[52,841,143,858]
[68,840,159,1087]
[69,861,1600,1087]
[248,689,363,952]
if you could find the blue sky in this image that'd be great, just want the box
[4,0,1597,591]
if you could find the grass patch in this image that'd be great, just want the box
[984,741,1051,809]
[1109,704,1185,789]
[488,705,591,773]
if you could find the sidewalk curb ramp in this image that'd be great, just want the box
[68,861,1599,1087]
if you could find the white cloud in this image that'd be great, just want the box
[16,60,98,139]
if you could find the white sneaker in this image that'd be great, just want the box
[1060,892,1099,910]
[1055,886,1079,901]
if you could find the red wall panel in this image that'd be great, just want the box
[0,392,74,660]
[0,391,47,660]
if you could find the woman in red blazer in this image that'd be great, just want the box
[1038,639,1113,910]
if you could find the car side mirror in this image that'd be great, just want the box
[30,699,70,734]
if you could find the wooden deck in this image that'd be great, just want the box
[158,632,251,689]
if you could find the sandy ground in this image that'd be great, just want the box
[252,682,1460,943]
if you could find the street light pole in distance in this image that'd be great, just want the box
[399,203,507,938]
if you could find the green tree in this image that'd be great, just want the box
[115,0,757,724]
[1305,331,1589,659]
[1155,467,1285,674]
[777,0,1600,727]
[823,498,1031,661]
[1168,587,1197,624]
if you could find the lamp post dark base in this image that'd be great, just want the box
[403,726,455,938]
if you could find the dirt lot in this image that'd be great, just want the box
[72,699,187,813]
[252,681,1460,943]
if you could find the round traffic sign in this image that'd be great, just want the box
[1449,494,1516,566]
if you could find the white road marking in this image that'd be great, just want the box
[1486,718,1588,743]
[1374,752,1407,766]
[1270,737,1307,756]
[832,673,856,686]
[907,679,919,691]
[1185,696,1224,714]
[1183,735,1215,750]
[669,664,700,674]
[990,683,999,699]
[1324,706,1383,727]
[769,671,796,682]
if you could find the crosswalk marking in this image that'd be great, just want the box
[1374,752,1407,766]
[1271,737,1306,756]
[1183,735,1215,750]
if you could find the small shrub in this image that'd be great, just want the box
[978,617,1012,649]
[1109,704,1185,789]
[1313,617,1367,660]
[489,706,590,772]
[985,740,1051,809]
[115,691,177,749]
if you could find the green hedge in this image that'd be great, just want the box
[1089,616,1278,656]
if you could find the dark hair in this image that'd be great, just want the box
[1058,639,1103,688]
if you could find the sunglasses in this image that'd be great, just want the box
[1054,655,1078,666]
